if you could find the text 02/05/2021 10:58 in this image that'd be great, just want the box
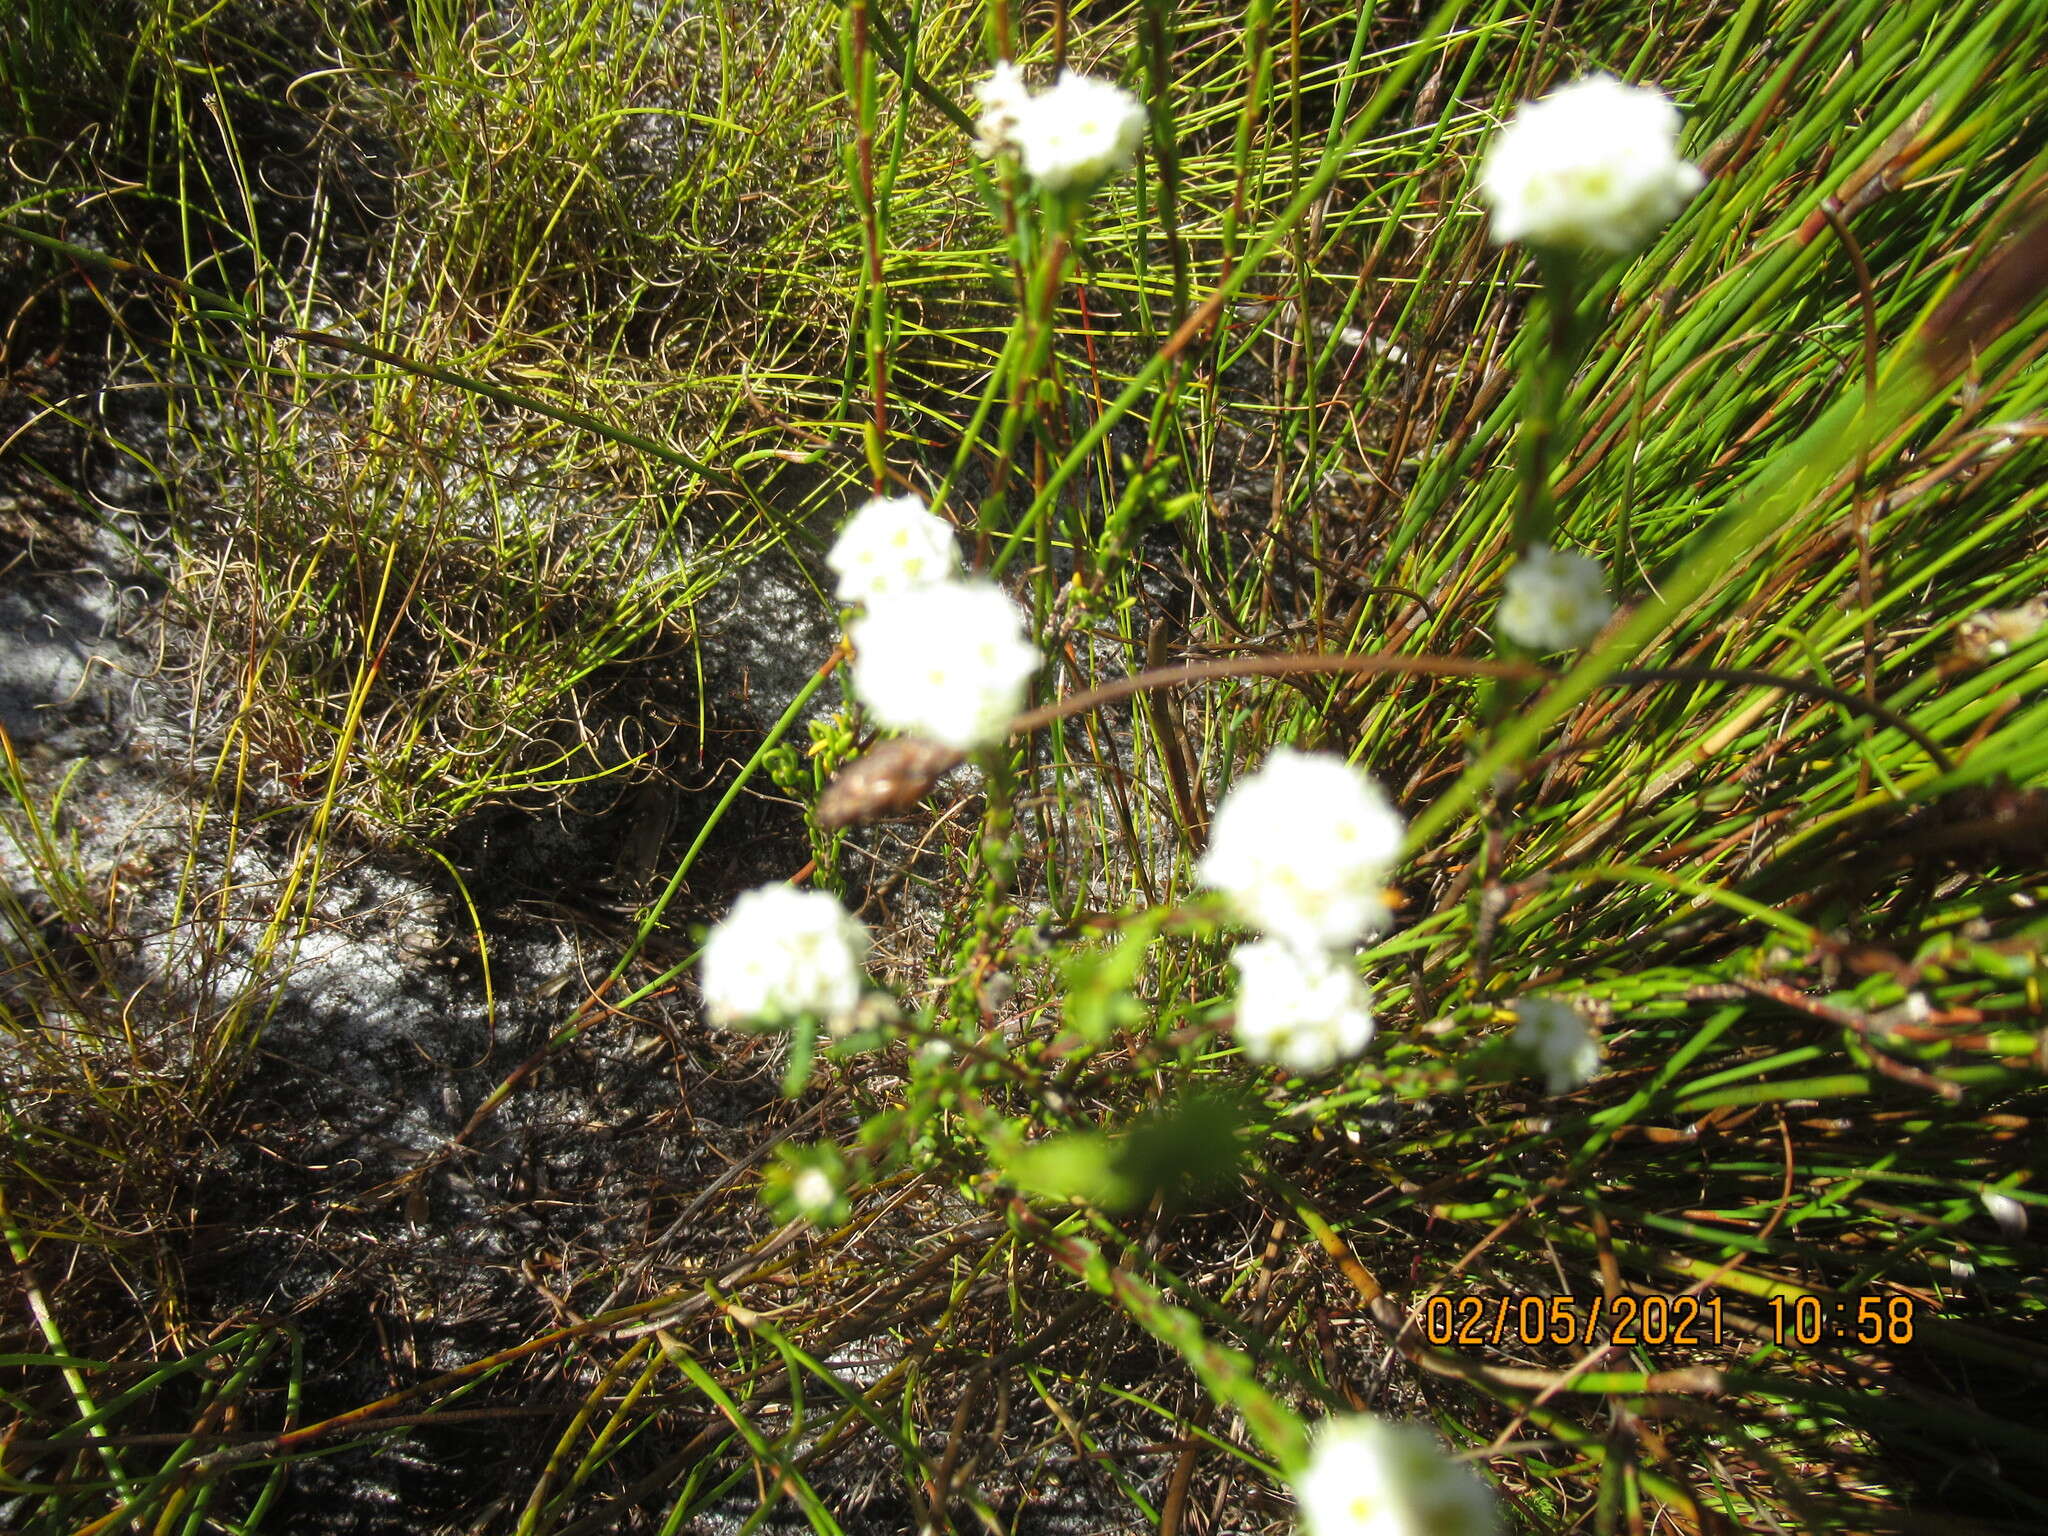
[1415,1292,1926,1350]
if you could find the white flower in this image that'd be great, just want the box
[1511,997,1601,1095]
[1296,1417,1500,1536]
[1008,70,1147,193]
[1198,748,1404,950]
[1478,74,1702,254]
[849,579,1039,751]
[972,60,1031,158]
[1497,543,1612,652]
[699,884,869,1029]
[790,1166,839,1219]
[826,492,960,606]
[1230,941,1376,1075]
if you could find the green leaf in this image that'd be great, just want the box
[998,1132,1142,1212]
[1061,912,1169,1047]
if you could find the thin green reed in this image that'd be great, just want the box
[846,0,892,486]
[1140,0,1192,328]
[1198,0,1277,551]
[1214,0,1278,293]
[980,190,1081,626]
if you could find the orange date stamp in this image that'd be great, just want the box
[1419,1292,1725,1349]
[1417,1292,1922,1350]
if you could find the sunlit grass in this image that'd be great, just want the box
[1,0,2045,1529]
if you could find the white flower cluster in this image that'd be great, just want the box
[850,580,1038,751]
[826,492,959,605]
[971,62,1030,160]
[1230,941,1376,1075]
[1511,997,1602,1095]
[1479,74,1703,255]
[1199,750,1403,949]
[828,491,1039,752]
[699,883,871,1031]
[1496,543,1612,652]
[1295,1416,1500,1536]
[1200,748,1404,1074]
[972,64,1147,193]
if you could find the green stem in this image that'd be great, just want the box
[981,193,1076,595]
[0,1179,133,1500]
[1140,0,1191,328]
[950,746,1021,1035]
[976,746,1020,940]
[1511,249,1583,553]
[846,0,891,487]
[1480,252,1584,760]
